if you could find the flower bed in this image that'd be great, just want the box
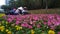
[0,14,60,34]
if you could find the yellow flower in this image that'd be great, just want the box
[0,26,5,32]
[41,31,45,34]
[15,25,18,27]
[48,30,55,34]
[0,14,5,17]
[2,21,4,24]
[11,24,15,27]
[31,29,35,34]
[6,29,9,32]
[15,25,22,30]
[7,31,12,34]
[6,25,8,26]
[6,21,8,24]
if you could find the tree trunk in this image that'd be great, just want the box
[46,0,48,13]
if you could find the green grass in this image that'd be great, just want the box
[28,9,60,14]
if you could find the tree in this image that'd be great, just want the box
[9,0,17,8]
[1,5,11,11]
[8,0,60,9]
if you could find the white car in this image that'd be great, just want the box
[0,9,5,13]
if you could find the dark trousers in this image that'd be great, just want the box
[23,12,29,15]
[19,11,22,14]
[14,13,19,15]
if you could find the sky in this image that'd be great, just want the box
[0,0,5,5]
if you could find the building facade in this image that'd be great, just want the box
[5,0,10,5]
[5,0,17,5]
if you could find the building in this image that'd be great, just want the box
[0,6,1,9]
[5,0,17,5]
[5,0,10,5]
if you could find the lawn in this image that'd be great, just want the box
[28,9,60,14]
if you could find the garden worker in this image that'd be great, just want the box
[10,8,16,15]
[14,9,19,15]
[17,6,24,14]
[22,7,28,15]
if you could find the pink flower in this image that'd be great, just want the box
[15,21,20,25]
[37,24,40,28]
[21,23,29,27]
[16,18,21,21]
[47,21,52,26]
[58,32,60,34]
[28,25,32,29]
[44,22,47,25]
[30,21,33,24]
[7,18,12,23]
[33,17,39,21]
[10,16,15,19]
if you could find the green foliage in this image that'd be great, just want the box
[1,5,11,11]
[7,0,60,9]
